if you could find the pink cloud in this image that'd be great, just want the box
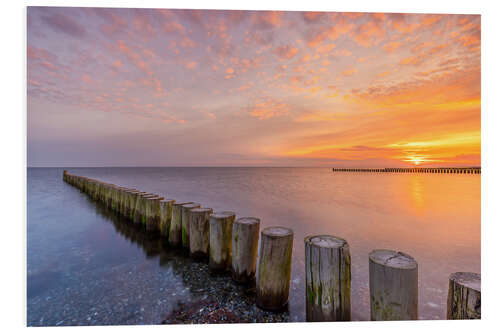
[302,12,326,24]
[99,12,128,37]
[306,18,354,47]
[274,45,299,60]
[185,61,198,70]
[27,45,57,62]
[340,68,358,77]
[41,12,86,38]
[352,20,386,47]
[251,11,283,29]
[81,73,94,84]
[247,98,289,120]
[382,41,402,53]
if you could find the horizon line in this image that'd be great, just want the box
[27,165,482,168]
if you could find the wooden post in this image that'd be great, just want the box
[209,211,236,272]
[159,199,175,238]
[145,196,163,233]
[181,203,201,249]
[256,226,294,311]
[369,249,418,320]
[232,217,260,284]
[189,208,213,261]
[304,235,351,321]
[447,272,481,319]
[168,202,193,246]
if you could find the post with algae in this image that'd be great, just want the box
[189,208,214,261]
[159,199,175,238]
[231,217,260,284]
[447,272,481,319]
[369,249,418,320]
[181,203,201,249]
[304,235,351,321]
[256,226,294,311]
[209,211,236,272]
[168,202,191,246]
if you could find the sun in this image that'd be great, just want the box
[404,155,427,165]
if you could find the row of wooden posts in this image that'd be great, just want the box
[62,170,480,321]
[332,167,481,174]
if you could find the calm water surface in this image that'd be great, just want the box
[27,167,480,325]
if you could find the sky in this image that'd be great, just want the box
[27,7,480,167]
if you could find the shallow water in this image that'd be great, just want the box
[27,167,480,325]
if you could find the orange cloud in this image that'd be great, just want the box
[274,45,299,60]
[251,11,283,29]
[185,61,198,69]
[247,98,289,120]
[340,68,358,77]
[382,41,402,53]
[399,56,422,66]
[352,20,385,47]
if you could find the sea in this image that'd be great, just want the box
[27,167,481,325]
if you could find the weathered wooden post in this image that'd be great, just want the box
[369,249,418,320]
[447,272,481,319]
[232,217,260,284]
[209,211,236,272]
[133,193,156,225]
[169,202,193,246]
[188,208,213,261]
[304,235,351,321]
[181,203,201,249]
[256,226,294,311]
[127,190,142,220]
[159,199,175,238]
[139,194,158,225]
[145,196,163,232]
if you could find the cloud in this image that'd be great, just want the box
[350,66,480,110]
[27,45,57,62]
[185,61,198,70]
[98,11,128,37]
[340,145,394,152]
[399,56,423,66]
[81,73,95,84]
[352,20,386,47]
[251,11,283,29]
[302,12,326,24]
[274,45,299,60]
[41,12,86,38]
[246,98,290,120]
[382,41,402,53]
[340,68,358,77]
[305,16,354,47]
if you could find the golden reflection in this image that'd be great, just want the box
[409,175,425,213]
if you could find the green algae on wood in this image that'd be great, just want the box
[256,226,293,311]
[447,272,481,319]
[159,199,175,238]
[189,208,213,261]
[181,203,201,249]
[304,235,351,321]
[209,211,236,272]
[169,202,193,247]
[231,217,260,284]
[369,249,418,321]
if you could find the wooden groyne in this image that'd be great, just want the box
[62,170,480,321]
[332,167,481,174]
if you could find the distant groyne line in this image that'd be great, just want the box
[332,167,481,174]
[62,170,480,321]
